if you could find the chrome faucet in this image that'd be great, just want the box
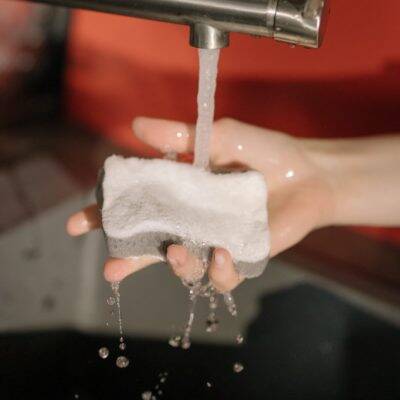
[27,0,330,49]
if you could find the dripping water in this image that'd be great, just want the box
[110,281,130,368]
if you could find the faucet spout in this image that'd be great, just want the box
[190,24,229,50]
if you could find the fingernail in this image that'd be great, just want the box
[78,215,89,229]
[214,251,225,267]
[67,214,87,235]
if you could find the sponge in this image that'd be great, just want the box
[97,156,270,278]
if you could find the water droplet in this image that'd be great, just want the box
[236,334,244,345]
[116,356,130,368]
[107,296,116,306]
[111,281,120,293]
[157,390,162,395]
[142,391,152,400]
[168,335,181,348]
[233,362,244,373]
[285,169,295,179]
[206,382,212,388]
[119,342,126,351]
[223,292,238,316]
[74,395,79,399]
[98,347,109,359]
[206,316,219,333]
[160,377,167,383]
[229,305,237,316]
[181,338,191,350]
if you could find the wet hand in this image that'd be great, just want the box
[67,117,334,292]
[67,205,242,293]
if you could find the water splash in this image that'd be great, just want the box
[206,286,219,333]
[111,282,123,338]
[181,281,201,350]
[223,292,238,317]
[142,371,168,400]
[107,296,116,306]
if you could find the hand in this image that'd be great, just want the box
[67,117,334,292]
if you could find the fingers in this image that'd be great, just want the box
[133,117,195,154]
[66,204,101,236]
[103,243,245,291]
[132,116,234,167]
[104,256,161,282]
[133,116,276,173]
[208,248,244,293]
[104,246,243,291]
[66,202,245,291]
[167,245,243,293]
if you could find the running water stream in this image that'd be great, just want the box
[172,49,241,362]
[193,48,220,170]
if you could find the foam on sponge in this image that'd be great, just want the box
[97,156,270,278]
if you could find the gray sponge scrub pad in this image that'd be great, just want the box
[97,156,270,279]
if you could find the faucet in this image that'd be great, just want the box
[27,0,330,49]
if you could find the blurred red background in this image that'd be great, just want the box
[65,0,400,245]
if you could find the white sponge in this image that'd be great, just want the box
[97,156,270,278]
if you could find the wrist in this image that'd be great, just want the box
[301,138,345,228]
